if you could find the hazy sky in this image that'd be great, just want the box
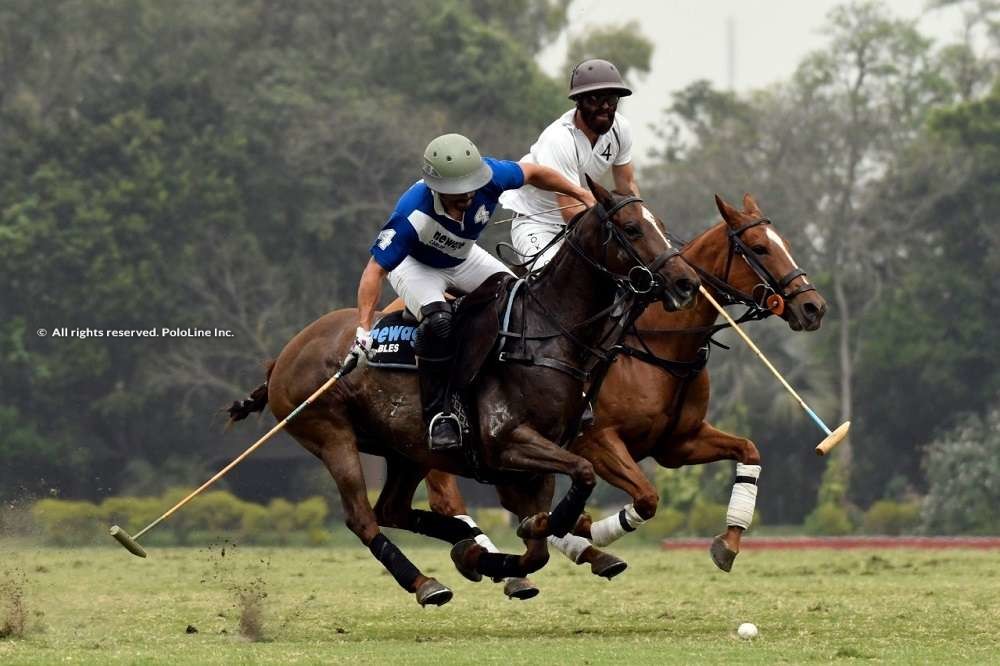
[537,0,970,163]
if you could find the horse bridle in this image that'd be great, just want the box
[505,195,685,378]
[705,217,816,316]
[563,195,682,300]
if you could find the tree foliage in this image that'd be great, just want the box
[0,0,569,500]
[564,21,654,80]
[641,0,1000,522]
[921,401,1000,534]
[2,0,998,535]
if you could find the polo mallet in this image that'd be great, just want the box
[698,286,850,456]
[109,353,360,557]
[492,202,584,225]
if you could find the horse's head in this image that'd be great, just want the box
[714,194,827,331]
[568,177,699,311]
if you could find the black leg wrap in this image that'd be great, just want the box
[368,533,421,591]
[548,481,593,538]
[476,552,524,579]
[408,509,480,545]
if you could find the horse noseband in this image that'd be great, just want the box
[628,247,681,297]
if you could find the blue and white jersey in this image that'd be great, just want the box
[370,157,524,271]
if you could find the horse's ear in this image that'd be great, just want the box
[587,174,613,208]
[715,194,740,223]
[743,193,762,215]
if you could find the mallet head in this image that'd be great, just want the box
[815,421,851,456]
[109,525,147,558]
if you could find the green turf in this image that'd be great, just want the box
[1,536,998,664]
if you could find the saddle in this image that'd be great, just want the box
[366,272,516,390]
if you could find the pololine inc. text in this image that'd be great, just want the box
[45,327,234,339]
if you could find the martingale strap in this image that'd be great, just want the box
[615,341,710,378]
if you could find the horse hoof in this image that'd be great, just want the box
[710,534,737,573]
[516,513,549,539]
[503,577,540,600]
[416,578,453,607]
[450,539,483,582]
[588,551,628,579]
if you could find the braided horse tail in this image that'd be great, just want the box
[225,360,275,426]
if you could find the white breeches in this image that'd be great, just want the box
[387,246,513,319]
[510,218,564,269]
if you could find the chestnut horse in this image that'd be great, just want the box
[424,193,828,575]
[228,180,699,606]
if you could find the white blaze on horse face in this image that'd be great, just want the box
[641,206,673,249]
[765,227,798,269]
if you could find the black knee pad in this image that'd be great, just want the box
[415,301,453,356]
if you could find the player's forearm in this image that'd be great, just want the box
[522,163,593,205]
[612,164,639,196]
[357,258,387,330]
[555,193,587,223]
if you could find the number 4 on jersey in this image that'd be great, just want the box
[600,144,612,161]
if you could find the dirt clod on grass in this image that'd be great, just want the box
[0,570,27,639]
[234,577,267,642]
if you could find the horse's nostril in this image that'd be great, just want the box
[803,302,819,320]
[676,278,696,296]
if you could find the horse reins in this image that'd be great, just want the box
[499,196,681,382]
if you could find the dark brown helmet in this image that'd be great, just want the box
[568,59,633,100]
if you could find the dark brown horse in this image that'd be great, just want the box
[425,193,828,574]
[228,179,699,606]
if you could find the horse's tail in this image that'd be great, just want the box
[225,359,276,427]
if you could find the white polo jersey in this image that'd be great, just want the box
[500,108,633,228]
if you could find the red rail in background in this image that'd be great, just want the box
[662,536,1000,550]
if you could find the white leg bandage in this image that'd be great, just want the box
[589,504,646,547]
[455,514,499,553]
[726,463,761,529]
[547,533,591,563]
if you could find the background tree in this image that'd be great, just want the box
[564,21,654,80]
[0,0,571,501]
[639,0,997,520]
[921,399,1000,534]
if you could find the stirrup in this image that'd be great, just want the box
[428,412,462,451]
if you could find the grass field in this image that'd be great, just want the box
[1,535,998,664]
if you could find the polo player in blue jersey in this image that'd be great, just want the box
[353,133,595,450]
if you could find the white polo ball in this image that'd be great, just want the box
[737,622,759,639]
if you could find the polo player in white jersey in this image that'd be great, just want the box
[501,59,641,268]
[501,61,645,570]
